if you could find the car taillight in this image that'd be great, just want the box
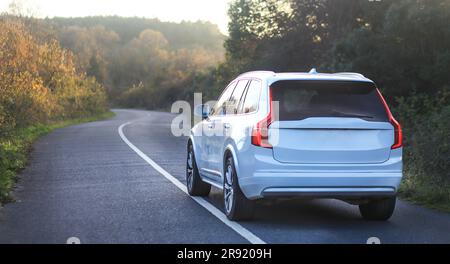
[376,88,402,149]
[251,89,273,148]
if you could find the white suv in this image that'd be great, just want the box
[187,70,403,221]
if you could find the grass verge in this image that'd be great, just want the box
[398,177,450,213]
[0,111,115,205]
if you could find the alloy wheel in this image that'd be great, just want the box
[186,148,194,191]
[224,163,234,214]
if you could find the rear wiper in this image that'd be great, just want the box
[330,110,374,119]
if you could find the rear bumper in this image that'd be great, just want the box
[239,172,402,200]
[236,146,402,200]
[262,187,396,199]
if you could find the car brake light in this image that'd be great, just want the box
[376,89,402,149]
[251,89,273,148]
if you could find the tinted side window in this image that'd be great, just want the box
[227,80,249,114]
[241,80,261,114]
[211,81,236,116]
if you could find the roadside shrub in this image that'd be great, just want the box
[0,18,108,203]
[0,138,26,202]
[0,145,16,202]
[0,18,108,130]
[393,88,450,208]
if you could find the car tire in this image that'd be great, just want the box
[359,196,396,221]
[186,143,211,196]
[223,155,254,221]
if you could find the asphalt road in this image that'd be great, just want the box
[0,109,449,244]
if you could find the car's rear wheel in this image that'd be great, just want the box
[186,143,210,196]
[359,196,396,221]
[223,155,254,221]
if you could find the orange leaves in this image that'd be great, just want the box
[0,19,107,133]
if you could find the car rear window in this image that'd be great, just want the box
[271,80,388,122]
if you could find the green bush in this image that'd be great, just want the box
[0,144,20,202]
[0,127,39,203]
[394,88,450,210]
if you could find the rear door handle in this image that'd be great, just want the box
[208,123,214,129]
[223,123,231,129]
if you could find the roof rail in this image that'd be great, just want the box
[309,68,318,74]
[335,72,366,78]
[237,71,275,78]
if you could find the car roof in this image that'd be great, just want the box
[237,69,374,84]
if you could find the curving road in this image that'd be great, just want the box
[0,109,449,244]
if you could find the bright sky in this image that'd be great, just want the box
[0,0,232,34]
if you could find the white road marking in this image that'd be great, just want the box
[118,122,266,244]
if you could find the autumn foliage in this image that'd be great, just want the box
[0,18,108,135]
[0,18,108,202]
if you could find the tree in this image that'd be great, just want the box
[329,0,450,98]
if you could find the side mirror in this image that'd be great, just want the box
[194,104,210,119]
